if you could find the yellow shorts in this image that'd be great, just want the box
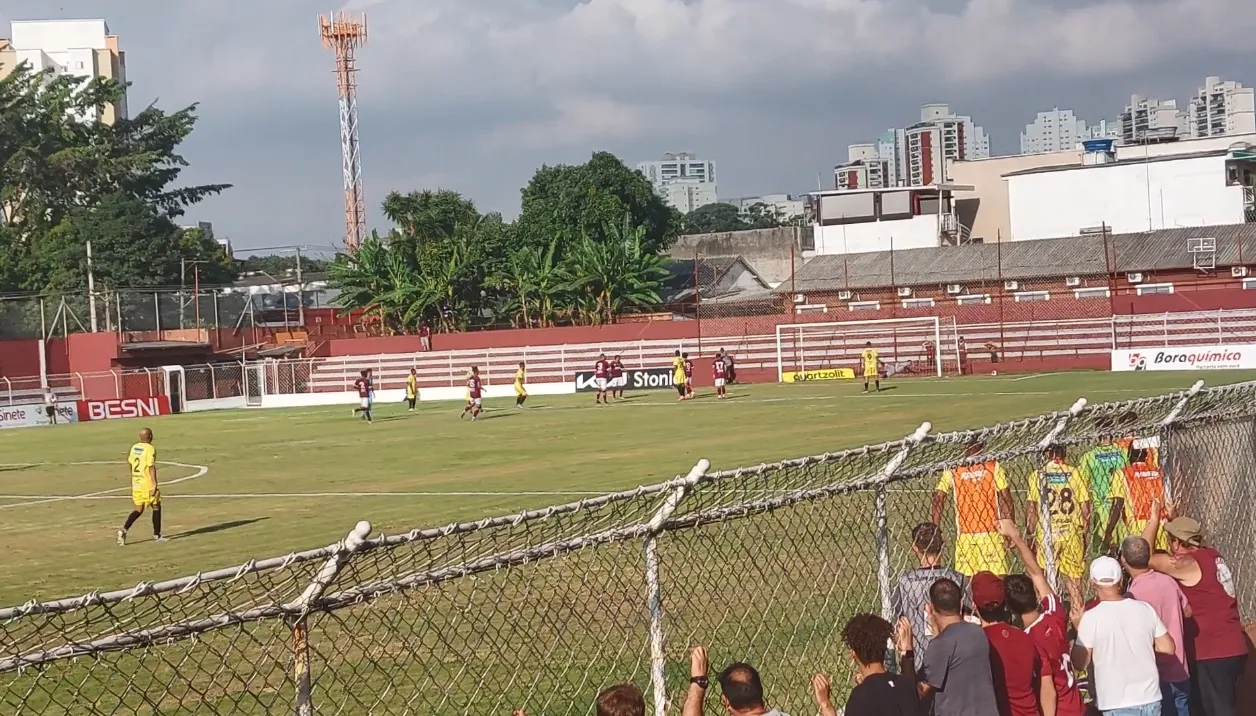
[954,532,1010,576]
[864,368,878,378]
[132,489,160,508]
[1128,519,1169,551]
[1038,532,1085,579]
[514,383,526,397]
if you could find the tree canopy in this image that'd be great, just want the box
[681,201,797,235]
[0,62,231,294]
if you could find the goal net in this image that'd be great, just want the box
[775,317,960,382]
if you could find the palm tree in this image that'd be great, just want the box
[564,214,668,324]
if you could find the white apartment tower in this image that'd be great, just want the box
[903,104,990,186]
[835,143,889,190]
[1020,109,1087,154]
[1119,95,1186,143]
[0,20,127,124]
[637,152,718,214]
[1188,76,1256,138]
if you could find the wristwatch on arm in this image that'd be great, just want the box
[690,676,708,689]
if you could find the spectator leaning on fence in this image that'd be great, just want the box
[1120,536,1192,716]
[812,613,918,716]
[1072,556,1176,716]
[912,577,1000,716]
[683,647,788,716]
[971,571,1054,716]
[1141,503,1247,716]
[894,522,972,656]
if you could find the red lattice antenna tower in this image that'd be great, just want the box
[319,11,368,252]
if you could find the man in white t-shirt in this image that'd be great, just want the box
[1071,556,1176,716]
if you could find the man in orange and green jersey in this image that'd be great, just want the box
[1026,445,1091,627]
[931,440,1016,576]
[1079,430,1129,548]
[1115,410,1159,467]
[1101,445,1169,553]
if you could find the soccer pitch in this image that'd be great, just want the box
[0,370,1251,608]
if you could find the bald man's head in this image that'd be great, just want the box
[139,428,153,443]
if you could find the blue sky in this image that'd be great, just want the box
[3,0,1255,252]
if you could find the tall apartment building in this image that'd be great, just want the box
[636,152,718,213]
[0,19,127,124]
[903,104,990,186]
[876,129,905,187]
[1020,109,1087,154]
[1119,95,1185,144]
[1188,76,1256,138]
[834,143,889,190]
[1086,119,1121,140]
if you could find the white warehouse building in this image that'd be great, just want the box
[808,185,974,255]
[1005,140,1256,241]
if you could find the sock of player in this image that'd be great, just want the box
[151,509,162,537]
[123,510,142,532]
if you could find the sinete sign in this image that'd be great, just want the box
[76,396,172,422]
[0,403,79,430]
[1111,344,1256,372]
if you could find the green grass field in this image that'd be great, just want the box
[1,369,1250,608]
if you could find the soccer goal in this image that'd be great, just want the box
[775,317,960,382]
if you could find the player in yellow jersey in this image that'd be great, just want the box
[1026,445,1090,625]
[932,440,1016,575]
[1103,445,1170,552]
[117,428,166,546]
[514,361,528,408]
[860,342,881,393]
[672,350,687,402]
[406,368,419,412]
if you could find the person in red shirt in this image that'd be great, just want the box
[592,353,611,404]
[1143,502,1247,716]
[610,355,626,400]
[419,321,432,351]
[682,352,694,399]
[459,366,483,421]
[351,369,373,423]
[712,353,729,400]
[971,570,1054,716]
[997,519,1085,716]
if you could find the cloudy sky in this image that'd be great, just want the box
[4,0,1256,253]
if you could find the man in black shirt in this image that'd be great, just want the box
[813,613,918,716]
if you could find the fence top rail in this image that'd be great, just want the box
[5,380,1255,629]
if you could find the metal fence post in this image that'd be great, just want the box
[291,520,372,716]
[1158,380,1205,500]
[1035,398,1088,592]
[876,423,932,621]
[644,459,709,716]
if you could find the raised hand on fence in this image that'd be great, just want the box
[812,673,839,716]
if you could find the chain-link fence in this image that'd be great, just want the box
[2,381,1255,715]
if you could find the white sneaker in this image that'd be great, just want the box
[153,536,169,543]
[116,530,126,547]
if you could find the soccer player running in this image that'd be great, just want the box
[352,369,373,423]
[514,361,528,408]
[672,350,687,402]
[1026,444,1091,627]
[593,353,612,404]
[712,352,729,400]
[1102,445,1169,553]
[460,366,483,421]
[118,428,166,545]
[610,354,626,400]
[932,440,1016,577]
[997,519,1087,716]
[1078,423,1129,550]
[406,368,419,412]
[682,353,695,399]
[861,341,881,393]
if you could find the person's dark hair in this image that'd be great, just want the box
[717,663,765,711]
[1128,447,1149,464]
[842,613,892,666]
[929,578,963,616]
[1004,574,1038,615]
[911,522,944,555]
[1121,536,1152,569]
[976,603,1011,624]
[1045,444,1067,460]
[595,683,645,716]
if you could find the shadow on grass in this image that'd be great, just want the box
[172,517,269,541]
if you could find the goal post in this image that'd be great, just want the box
[775,317,960,382]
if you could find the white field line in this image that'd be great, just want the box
[0,487,937,501]
[0,461,209,510]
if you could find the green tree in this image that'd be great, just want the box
[563,215,669,325]
[238,254,331,276]
[682,202,750,234]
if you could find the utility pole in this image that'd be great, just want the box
[319,12,368,252]
[86,241,98,332]
[295,246,306,327]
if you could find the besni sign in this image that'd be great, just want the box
[573,368,675,392]
[77,396,172,421]
[1111,345,1256,372]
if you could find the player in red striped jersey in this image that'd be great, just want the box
[460,366,483,421]
[610,355,626,400]
[682,353,694,399]
[593,353,611,404]
[712,353,729,400]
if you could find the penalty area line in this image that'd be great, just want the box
[0,461,210,510]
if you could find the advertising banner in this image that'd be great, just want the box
[76,396,172,422]
[1111,345,1256,372]
[781,368,856,383]
[574,368,675,392]
[0,402,79,430]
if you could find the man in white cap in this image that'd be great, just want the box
[1072,556,1176,716]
